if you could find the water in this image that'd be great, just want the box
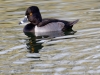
[0,0,100,75]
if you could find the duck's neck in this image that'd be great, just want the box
[39,12,42,22]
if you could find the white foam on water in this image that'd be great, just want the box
[26,53,40,58]
[36,40,49,43]
[45,40,64,45]
[13,58,40,64]
[75,60,88,64]
[88,70,100,74]
[13,60,26,64]
[22,58,40,62]
[10,70,21,73]
[78,28,100,33]
[89,9,100,12]
[0,45,26,55]
[85,56,93,60]
[54,67,66,72]
[76,59,99,65]
[88,21,100,24]
[97,66,100,69]
[93,53,100,58]
[70,39,100,43]
[30,69,53,72]
[69,72,85,74]
[54,73,61,75]
[32,63,54,68]
[9,53,21,60]
[81,45,100,52]
[72,66,85,70]
[51,53,70,60]
[54,60,70,65]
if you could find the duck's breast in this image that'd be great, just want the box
[35,22,65,32]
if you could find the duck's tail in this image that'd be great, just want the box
[63,19,79,31]
[69,19,79,26]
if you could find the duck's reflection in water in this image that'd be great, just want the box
[25,33,43,53]
[24,30,76,53]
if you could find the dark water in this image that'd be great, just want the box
[0,0,100,75]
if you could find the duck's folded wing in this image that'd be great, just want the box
[37,18,79,28]
[37,18,59,27]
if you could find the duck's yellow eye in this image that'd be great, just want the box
[30,13,32,16]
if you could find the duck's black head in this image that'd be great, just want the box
[25,6,42,25]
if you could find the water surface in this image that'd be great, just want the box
[0,0,100,75]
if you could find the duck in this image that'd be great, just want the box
[19,6,79,32]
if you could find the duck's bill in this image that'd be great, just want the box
[19,16,28,25]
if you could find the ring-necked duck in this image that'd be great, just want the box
[19,6,79,32]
